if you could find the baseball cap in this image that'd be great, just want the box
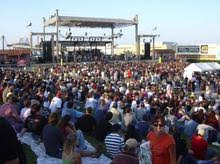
[198,129,205,137]
[125,138,138,149]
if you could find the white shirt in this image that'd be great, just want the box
[85,97,97,110]
[49,96,62,113]
[20,107,31,121]
[197,124,214,140]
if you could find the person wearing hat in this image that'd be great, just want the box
[113,138,139,164]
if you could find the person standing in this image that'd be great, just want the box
[147,114,176,164]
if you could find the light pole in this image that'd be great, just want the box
[55,9,60,65]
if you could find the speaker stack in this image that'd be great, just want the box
[42,41,52,62]
[144,42,151,59]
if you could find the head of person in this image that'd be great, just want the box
[30,104,40,115]
[58,115,71,128]
[140,102,145,108]
[152,114,165,136]
[86,107,93,114]
[100,98,106,106]
[6,93,16,103]
[126,124,137,137]
[105,112,113,121]
[67,100,74,109]
[48,113,59,126]
[56,91,62,98]
[111,123,121,133]
[63,132,77,153]
[124,107,131,114]
[124,138,138,153]
[23,99,31,108]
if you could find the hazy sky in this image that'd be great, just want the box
[0,0,220,46]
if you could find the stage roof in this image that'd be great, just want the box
[44,16,137,28]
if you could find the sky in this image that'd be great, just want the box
[0,0,220,47]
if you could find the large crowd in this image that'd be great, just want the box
[0,61,220,164]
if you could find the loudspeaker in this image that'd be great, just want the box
[144,43,151,59]
[43,41,52,62]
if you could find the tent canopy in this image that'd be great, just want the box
[183,62,220,79]
[44,16,137,28]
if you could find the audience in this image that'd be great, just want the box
[0,61,220,163]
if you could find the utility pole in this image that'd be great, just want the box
[2,35,5,51]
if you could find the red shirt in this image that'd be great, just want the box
[191,135,208,160]
[147,131,175,164]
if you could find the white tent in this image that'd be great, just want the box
[183,62,220,79]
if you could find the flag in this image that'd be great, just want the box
[26,22,32,27]
[152,27,157,31]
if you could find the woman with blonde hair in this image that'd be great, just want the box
[62,133,100,164]
[62,133,82,164]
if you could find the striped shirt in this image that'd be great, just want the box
[105,133,125,158]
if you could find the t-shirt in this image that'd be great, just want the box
[49,96,62,113]
[147,131,175,164]
[105,133,124,158]
[20,107,31,121]
[191,135,208,160]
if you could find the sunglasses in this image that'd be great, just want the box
[153,123,164,127]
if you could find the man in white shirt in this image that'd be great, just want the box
[49,91,62,113]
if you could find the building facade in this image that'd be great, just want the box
[176,44,220,61]
[114,42,176,60]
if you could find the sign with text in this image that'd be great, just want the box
[200,45,208,54]
[177,46,200,54]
